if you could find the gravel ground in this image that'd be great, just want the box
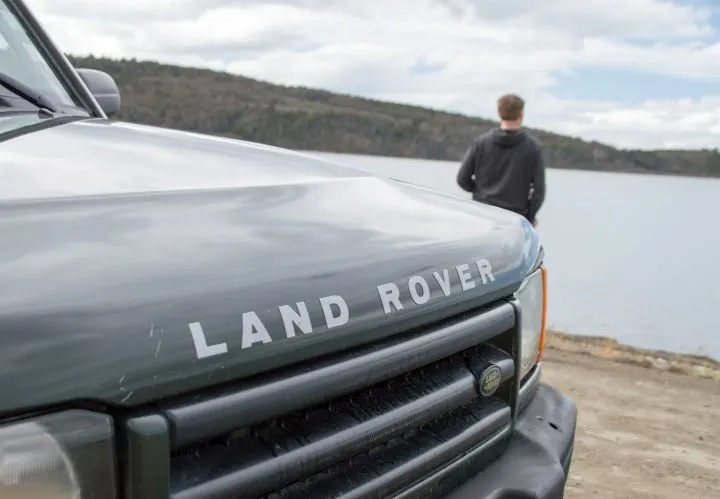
[542,335,719,499]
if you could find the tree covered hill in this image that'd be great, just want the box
[69,55,720,178]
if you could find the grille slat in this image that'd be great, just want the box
[272,401,511,499]
[170,360,478,499]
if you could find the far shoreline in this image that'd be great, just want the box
[303,150,720,181]
[545,331,719,381]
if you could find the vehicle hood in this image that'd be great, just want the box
[0,118,373,202]
[0,119,541,414]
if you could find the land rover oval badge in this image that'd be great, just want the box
[479,365,502,397]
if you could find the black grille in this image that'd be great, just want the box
[123,302,518,499]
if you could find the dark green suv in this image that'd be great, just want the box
[0,0,576,497]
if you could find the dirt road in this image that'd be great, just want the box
[542,334,720,498]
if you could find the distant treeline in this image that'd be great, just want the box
[69,55,720,178]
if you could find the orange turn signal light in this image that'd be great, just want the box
[537,265,548,362]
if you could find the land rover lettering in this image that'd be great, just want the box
[186,259,496,359]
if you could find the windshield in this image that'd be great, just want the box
[0,1,76,110]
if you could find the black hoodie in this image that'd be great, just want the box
[456,128,546,223]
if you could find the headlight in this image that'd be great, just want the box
[515,266,548,380]
[0,410,117,498]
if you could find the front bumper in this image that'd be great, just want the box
[445,380,577,499]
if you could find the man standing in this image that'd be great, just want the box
[456,94,546,226]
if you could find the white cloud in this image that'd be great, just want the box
[24,0,720,149]
[577,38,720,79]
[534,96,720,150]
[461,0,713,39]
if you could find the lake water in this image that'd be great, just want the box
[310,151,720,360]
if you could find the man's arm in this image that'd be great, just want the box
[527,146,546,223]
[456,141,480,193]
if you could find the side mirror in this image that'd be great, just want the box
[76,68,121,117]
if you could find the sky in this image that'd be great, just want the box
[24,0,720,150]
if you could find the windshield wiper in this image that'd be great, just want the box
[0,70,58,113]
